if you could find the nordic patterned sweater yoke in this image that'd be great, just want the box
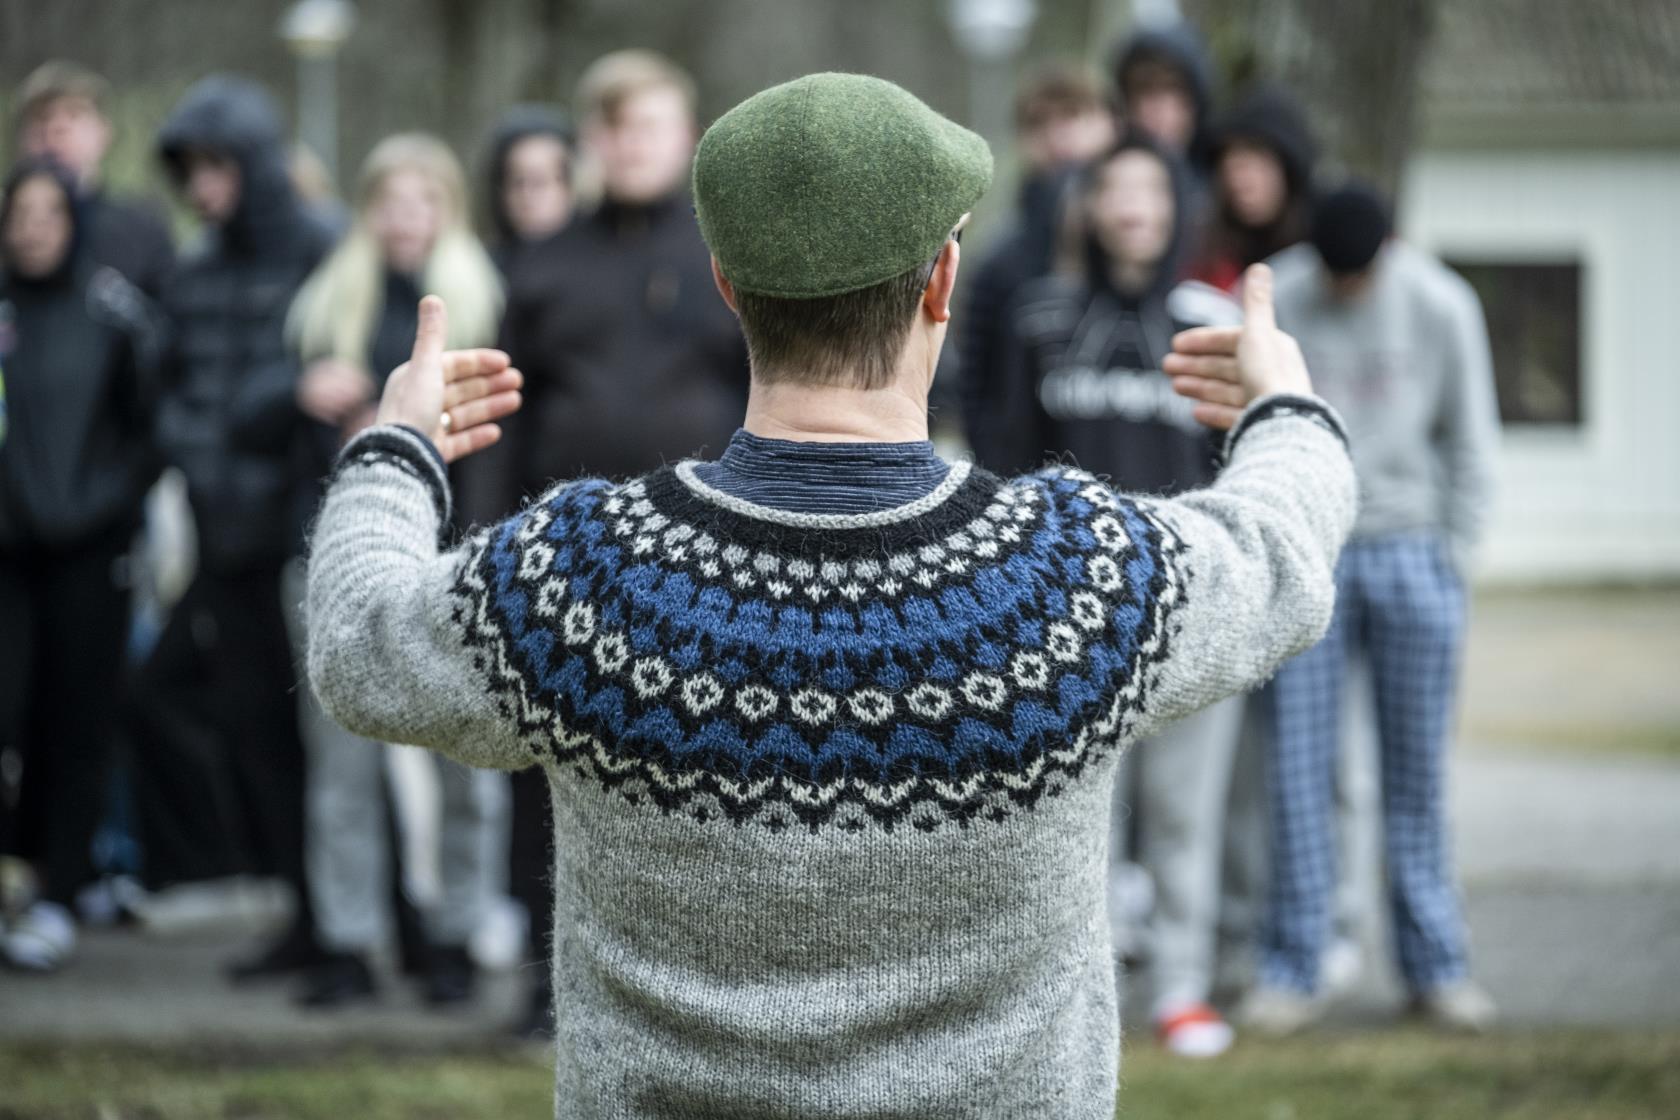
[306,395,1355,1119]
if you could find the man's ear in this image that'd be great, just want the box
[922,238,961,325]
[711,257,738,313]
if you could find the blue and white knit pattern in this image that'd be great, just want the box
[306,396,1357,1119]
[453,457,1186,832]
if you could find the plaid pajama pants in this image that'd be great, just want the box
[1259,532,1472,995]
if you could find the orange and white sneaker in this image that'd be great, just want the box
[1154,1000,1235,1058]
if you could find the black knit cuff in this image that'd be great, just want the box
[331,423,452,530]
[1223,394,1350,464]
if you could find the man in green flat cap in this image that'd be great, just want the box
[307,72,1355,1118]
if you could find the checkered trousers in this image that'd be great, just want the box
[1259,532,1472,994]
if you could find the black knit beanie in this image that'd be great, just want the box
[1310,181,1391,274]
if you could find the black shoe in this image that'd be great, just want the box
[422,943,477,1007]
[512,977,555,1040]
[295,951,378,1009]
[224,924,327,983]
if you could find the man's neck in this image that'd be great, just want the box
[742,377,930,444]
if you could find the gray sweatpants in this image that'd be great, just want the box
[283,560,505,953]
[1111,693,1246,1013]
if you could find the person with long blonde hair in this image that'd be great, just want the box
[284,132,507,1010]
[290,132,502,439]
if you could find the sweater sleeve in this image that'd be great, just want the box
[305,423,540,771]
[1129,394,1358,739]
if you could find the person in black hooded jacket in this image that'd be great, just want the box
[1188,84,1318,293]
[1112,20,1216,194]
[480,105,575,276]
[0,159,163,972]
[145,75,338,980]
[1000,133,1249,1056]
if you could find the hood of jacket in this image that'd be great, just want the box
[1113,21,1215,162]
[1208,83,1318,193]
[0,158,89,291]
[157,74,302,255]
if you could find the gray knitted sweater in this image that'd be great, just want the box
[306,394,1355,1119]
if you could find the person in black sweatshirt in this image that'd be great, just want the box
[481,51,748,499]
[959,64,1115,473]
[1000,132,1249,1056]
[12,62,174,299]
[146,75,338,982]
[0,159,163,972]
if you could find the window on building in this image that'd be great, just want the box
[1445,260,1583,426]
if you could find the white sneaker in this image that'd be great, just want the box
[1154,1000,1236,1058]
[1235,985,1326,1037]
[1107,860,1156,961]
[1321,936,1364,995]
[3,900,78,972]
[1412,980,1498,1033]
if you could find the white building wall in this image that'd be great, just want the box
[1403,149,1680,583]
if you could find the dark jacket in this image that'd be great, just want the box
[83,189,175,300]
[996,138,1231,495]
[0,164,164,552]
[154,75,337,573]
[1190,84,1318,292]
[958,168,1074,468]
[463,191,748,519]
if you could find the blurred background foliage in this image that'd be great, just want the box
[0,0,1442,245]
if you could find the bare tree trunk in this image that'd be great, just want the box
[1184,0,1436,199]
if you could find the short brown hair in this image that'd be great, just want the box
[575,50,697,126]
[15,60,109,127]
[733,264,929,391]
[1014,64,1106,133]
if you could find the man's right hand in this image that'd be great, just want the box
[1164,263,1314,430]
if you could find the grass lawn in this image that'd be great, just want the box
[2,1029,1677,1119]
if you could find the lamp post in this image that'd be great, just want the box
[279,0,356,186]
[946,0,1038,147]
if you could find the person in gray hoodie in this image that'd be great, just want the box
[1239,181,1501,1036]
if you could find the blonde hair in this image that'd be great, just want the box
[575,50,696,126]
[288,132,503,365]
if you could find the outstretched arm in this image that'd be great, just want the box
[306,297,535,769]
[1128,265,1358,736]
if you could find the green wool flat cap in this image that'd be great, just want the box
[694,72,993,299]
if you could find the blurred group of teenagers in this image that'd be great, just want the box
[0,15,1498,1057]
